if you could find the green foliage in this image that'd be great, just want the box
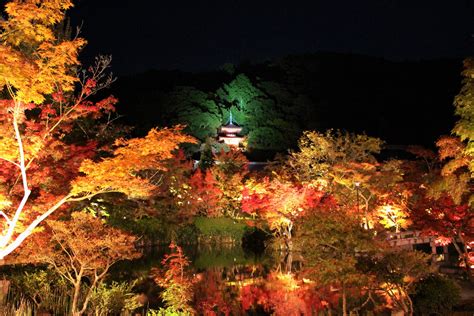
[8,268,70,314]
[89,281,143,315]
[247,126,288,151]
[162,86,222,142]
[194,217,249,241]
[110,216,198,246]
[199,138,215,170]
[294,209,379,286]
[129,72,305,152]
[217,74,262,109]
[216,74,303,151]
[147,307,193,316]
[128,218,170,238]
[453,58,474,175]
[411,274,461,315]
[104,202,166,238]
[104,199,198,245]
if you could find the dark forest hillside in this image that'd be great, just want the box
[112,53,462,151]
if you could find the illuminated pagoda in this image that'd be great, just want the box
[218,111,244,147]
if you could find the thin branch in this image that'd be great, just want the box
[0,157,20,168]
[0,212,11,224]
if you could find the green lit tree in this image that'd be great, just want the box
[217,74,303,151]
[161,86,222,142]
[288,130,406,229]
[452,58,474,176]
[294,207,381,316]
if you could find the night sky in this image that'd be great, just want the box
[67,0,474,75]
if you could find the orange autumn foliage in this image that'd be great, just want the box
[153,243,195,314]
[242,176,326,243]
[1,0,85,104]
[71,126,196,199]
[0,0,196,260]
[34,212,141,315]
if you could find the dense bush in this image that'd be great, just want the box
[107,209,198,246]
[412,274,461,315]
[194,217,250,242]
[7,268,70,315]
[89,281,142,315]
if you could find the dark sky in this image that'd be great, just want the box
[67,0,474,75]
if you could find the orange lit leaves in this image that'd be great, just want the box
[1,0,85,103]
[71,126,196,199]
[242,177,325,234]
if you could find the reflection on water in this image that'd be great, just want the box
[0,244,369,315]
[110,244,338,315]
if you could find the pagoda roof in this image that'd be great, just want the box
[222,122,241,127]
[222,111,241,127]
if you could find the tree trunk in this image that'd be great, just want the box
[458,232,473,281]
[71,268,84,316]
[395,285,411,316]
[452,236,472,280]
[342,283,347,316]
[71,281,81,316]
[406,292,414,316]
[285,223,293,251]
[284,250,293,273]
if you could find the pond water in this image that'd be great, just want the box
[0,243,338,315]
[2,242,470,315]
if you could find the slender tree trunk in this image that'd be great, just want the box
[71,281,81,316]
[395,285,411,316]
[458,232,473,281]
[286,224,293,251]
[406,292,414,316]
[364,199,370,229]
[78,266,111,315]
[342,283,347,316]
[71,268,84,315]
[452,236,472,280]
[285,250,293,273]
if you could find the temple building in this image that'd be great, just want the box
[217,112,244,147]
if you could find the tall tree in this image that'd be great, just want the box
[161,86,222,142]
[217,74,302,151]
[0,0,195,260]
[294,207,381,316]
[152,243,195,315]
[288,130,405,229]
[242,175,326,250]
[410,59,474,276]
[452,58,474,176]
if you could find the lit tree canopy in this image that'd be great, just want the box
[161,86,221,141]
[243,176,326,247]
[217,74,303,151]
[36,212,141,315]
[452,58,474,176]
[0,0,85,104]
[0,0,196,260]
